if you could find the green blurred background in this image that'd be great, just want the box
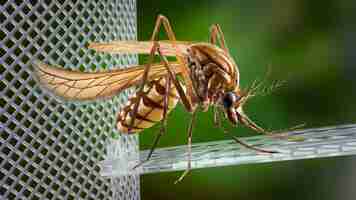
[136,0,356,199]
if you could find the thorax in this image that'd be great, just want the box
[185,43,240,108]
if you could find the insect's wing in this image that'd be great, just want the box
[33,62,181,101]
[88,40,191,56]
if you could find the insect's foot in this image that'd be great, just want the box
[286,135,305,142]
[231,136,279,154]
[127,128,134,135]
[132,160,147,170]
[174,169,191,184]
[267,123,306,140]
[267,132,305,142]
[252,146,279,154]
[261,149,279,154]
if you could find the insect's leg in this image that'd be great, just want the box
[174,110,197,184]
[238,111,304,141]
[150,15,186,67]
[130,15,183,131]
[229,133,278,153]
[151,15,197,110]
[157,47,197,112]
[237,109,266,134]
[128,42,160,132]
[237,109,287,139]
[132,129,163,169]
[217,109,278,153]
[132,76,172,169]
[161,75,171,135]
[242,113,305,139]
[209,24,228,53]
[151,15,174,39]
[213,106,219,128]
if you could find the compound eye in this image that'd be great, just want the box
[223,92,239,108]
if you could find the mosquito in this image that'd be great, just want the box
[33,15,293,183]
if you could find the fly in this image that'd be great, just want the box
[33,15,295,183]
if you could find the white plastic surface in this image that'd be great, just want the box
[101,124,356,177]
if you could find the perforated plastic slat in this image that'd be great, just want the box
[0,0,139,199]
[101,124,356,176]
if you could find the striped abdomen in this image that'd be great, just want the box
[117,77,181,134]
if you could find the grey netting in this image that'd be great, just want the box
[0,0,139,199]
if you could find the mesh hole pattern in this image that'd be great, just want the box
[0,0,139,199]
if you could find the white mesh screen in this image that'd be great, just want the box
[0,0,139,199]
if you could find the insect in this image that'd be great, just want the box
[33,15,290,183]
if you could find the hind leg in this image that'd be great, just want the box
[209,24,228,53]
[132,76,172,169]
[174,110,197,184]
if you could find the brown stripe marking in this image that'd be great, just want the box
[153,79,180,99]
[142,95,164,109]
[120,123,144,130]
[117,77,180,133]
[130,110,160,123]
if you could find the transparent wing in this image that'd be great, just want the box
[33,62,182,101]
[88,40,192,56]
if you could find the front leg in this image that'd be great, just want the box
[236,108,302,140]
[217,108,278,153]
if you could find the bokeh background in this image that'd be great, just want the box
[137,0,356,200]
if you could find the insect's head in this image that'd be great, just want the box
[222,91,242,124]
[221,87,256,125]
